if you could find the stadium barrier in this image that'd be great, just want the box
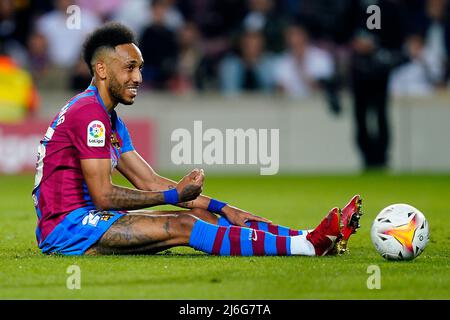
[1,91,449,174]
[0,118,154,174]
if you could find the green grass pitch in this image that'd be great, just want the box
[0,173,449,299]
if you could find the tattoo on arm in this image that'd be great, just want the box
[179,184,201,203]
[178,200,194,208]
[105,185,165,210]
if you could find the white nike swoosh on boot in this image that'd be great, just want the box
[326,235,337,242]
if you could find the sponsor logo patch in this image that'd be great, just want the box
[82,211,114,227]
[87,120,105,147]
[82,211,101,227]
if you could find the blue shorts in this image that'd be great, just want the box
[39,207,126,255]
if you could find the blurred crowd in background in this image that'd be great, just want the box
[2,0,450,170]
[2,0,450,98]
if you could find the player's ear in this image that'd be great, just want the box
[95,61,108,80]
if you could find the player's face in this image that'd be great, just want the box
[107,43,143,105]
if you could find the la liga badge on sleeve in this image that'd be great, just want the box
[87,120,106,147]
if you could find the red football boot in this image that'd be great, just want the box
[306,207,342,256]
[336,195,363,254]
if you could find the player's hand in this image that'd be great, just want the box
[221,205,271,227]
[176,169,204,202]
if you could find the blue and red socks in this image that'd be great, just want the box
[189,219,315,256]
[217,216,307,236]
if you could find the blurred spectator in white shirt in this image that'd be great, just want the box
[35,0,100,68]
[390,34,434,97]
[274,24,334,98]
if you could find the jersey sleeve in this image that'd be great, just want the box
[69,104,112,159]
[115,114,135,154]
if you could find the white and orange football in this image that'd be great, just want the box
[371,204,430,260]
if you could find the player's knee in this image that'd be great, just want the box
[176,213,198,233]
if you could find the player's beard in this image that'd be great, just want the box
[108,74,134,105]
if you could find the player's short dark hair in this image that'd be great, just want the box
[82,22,138,76]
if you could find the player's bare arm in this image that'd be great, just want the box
[81,158,204,211]
[116,150,270,226]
